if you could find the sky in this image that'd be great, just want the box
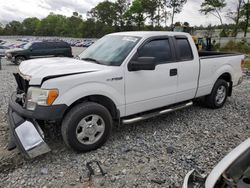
[0,0,236,26]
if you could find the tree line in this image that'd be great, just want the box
[0,0,249,38]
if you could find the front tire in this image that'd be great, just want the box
[61,102,112,152]
[205,79,228,109]
[14,56,26,65]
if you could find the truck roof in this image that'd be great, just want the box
[110,31,190,38]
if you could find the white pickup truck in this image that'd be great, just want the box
[7,31,244,158]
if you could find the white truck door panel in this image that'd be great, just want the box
[125,38,178,116]
[174,37,200,102]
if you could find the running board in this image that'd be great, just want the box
[122,101,193,124]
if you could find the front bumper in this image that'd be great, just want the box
[8,108,51,158]
[5,55,15,62]
[8,92,67,158]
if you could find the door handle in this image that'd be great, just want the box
[170,68,177,76]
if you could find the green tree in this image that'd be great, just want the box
[114,0,130,30]
[22,17,40,35]
[166,0,187,30]
[66,12,84,37]
[200,0,226,25]
[241,0,250,37]
[0,23,3,35]
[90,1,117,26]
[126,0,145,30]
[4,21,23,35]
[226,0,244,36]
[37,13,68,36]
[141,0,158,27]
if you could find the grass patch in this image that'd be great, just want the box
[245,59,250,69]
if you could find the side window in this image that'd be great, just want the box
[175,38,193,60]
[138,39,172,63]
[39,43,48,49]
[31,43,40,49]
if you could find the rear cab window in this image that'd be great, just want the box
[174,37,193,61]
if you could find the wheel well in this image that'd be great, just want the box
[218,73,231,82]
[218,72,233,96]
[15,55,27,59]
[64,95,119,120]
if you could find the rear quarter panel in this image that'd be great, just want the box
[196,54,244,97]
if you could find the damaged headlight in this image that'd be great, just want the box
[26,87,59,110]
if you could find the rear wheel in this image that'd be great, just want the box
[61,102,112,152]
[14,56,26,65]
[205,79,228,109]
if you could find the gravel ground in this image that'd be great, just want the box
[0,57,249,188]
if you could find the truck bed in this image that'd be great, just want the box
[199,51,241,59]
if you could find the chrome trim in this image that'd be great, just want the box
[122,101,193,124]
[122,117,143,124]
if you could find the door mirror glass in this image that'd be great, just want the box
[128,57,156,71]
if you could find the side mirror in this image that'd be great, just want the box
[128,57,156,71]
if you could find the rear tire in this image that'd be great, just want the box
[205,79,228,109]
[61,102,112,152]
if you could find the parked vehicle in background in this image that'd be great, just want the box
[0,45,10,57]
[5,41,73,64]
[0,39,6,45]
[15,42,28,49]
[183,137,250,188]
[7,31,244,158]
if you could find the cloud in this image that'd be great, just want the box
[174,0,232,26]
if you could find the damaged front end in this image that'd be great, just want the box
[7,73,51,158]
[8,109,50,158]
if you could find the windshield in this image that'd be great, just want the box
[79,35,140,66]
[23,42,32,49]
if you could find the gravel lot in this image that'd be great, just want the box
[0,55,249,187]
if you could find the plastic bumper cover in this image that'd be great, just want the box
[8,108,51,158]
[7,92,67,158]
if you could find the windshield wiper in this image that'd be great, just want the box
[81,57,102,64]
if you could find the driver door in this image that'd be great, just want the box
[125,37,178,116]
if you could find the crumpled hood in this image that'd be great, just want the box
[19,57,104,85]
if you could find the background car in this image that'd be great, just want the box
[0,45,10,57]
[5,40,73,64]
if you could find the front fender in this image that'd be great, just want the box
[53,82,125,114]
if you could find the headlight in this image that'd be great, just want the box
[26,87,59,110]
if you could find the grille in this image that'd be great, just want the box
[13,73,29,94]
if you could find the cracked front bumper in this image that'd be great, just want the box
[8,107,51,158]
[7,92,66,158]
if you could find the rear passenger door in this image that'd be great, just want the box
[125,37,178,116]
[173,36,200,102]
[29,43,42,57]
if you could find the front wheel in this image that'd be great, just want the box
[205,79,229,109]
[14,56,26,65]
[61,102,112,152]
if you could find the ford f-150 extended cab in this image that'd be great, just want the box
[7,31,245,158]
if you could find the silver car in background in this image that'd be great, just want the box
[0,45,10,57]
